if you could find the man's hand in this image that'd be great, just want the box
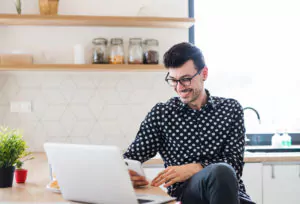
[151,163,203,188]
[129,170,149,188]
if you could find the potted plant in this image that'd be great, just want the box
[15,152,34,183]
[0,126,29,188]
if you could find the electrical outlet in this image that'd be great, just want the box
[10,101,32,113]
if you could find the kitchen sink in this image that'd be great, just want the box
[245,145,300,153]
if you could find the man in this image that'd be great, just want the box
[124,42,254,204]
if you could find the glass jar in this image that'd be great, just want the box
[92,38,108,64]
[128,38,143,64]
[109,38,125,64]
[143,39,159,64]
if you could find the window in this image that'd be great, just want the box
[193,0,300,133]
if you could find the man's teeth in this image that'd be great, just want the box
[182,89,190,93]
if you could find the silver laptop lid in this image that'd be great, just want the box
[44,143,138,204]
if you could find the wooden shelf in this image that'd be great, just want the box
[0,64,165,71]
[0,14,195,28]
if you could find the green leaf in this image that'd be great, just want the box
[0,126,33,168]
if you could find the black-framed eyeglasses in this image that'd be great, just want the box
[165,69,201,87]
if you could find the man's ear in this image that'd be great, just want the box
[202,67,208,81]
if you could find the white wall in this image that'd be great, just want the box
[195,0,300,133]
[0,0,188,151]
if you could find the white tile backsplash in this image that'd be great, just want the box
[41,74,67,89]
[15,89,40,101]
[100,120,124,135]
[0,92,11,106]
[70,137,91,145]
[70,89,96,104]
[15,73,43,88]
[0,69,178,151]
[59,77,77,102]
[42,105,66,121]
[42,89,67,105]
[0,106,8,123]
[115,79,134,92]
[0,75,8,91]
[70,105,96,121]
[32,96,49,120]
[71,74,98,89]
[43,121,68,137]
[89,122,105,145]
[70,121,95,138]
[1,76,20,99]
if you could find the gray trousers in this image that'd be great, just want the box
[176,163,255,204]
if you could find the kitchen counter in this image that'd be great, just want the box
[0,153,175,203]
[143,148,300,166]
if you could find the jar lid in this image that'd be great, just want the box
[143,39,159,46]
[111,38,124,45]
[93,38,108,45]
[129,38,142,44]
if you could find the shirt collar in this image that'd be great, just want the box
[176,89,216,113]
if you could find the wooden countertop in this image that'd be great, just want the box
[2,151,299,203]
[0,153,175,203]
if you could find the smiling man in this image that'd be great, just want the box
[124,42,254,204]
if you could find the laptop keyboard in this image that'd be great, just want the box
[138,199,153,203]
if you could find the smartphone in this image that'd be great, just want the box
[124,159,145,177]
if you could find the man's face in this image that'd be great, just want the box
[167,60,206,104]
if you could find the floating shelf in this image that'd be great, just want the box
[0,14,195,28]
[0,64,165,71]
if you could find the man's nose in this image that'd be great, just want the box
[176,81,185,90]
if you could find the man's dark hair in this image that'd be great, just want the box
[163,42,206,72]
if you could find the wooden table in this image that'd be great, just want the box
[0,153,175,203]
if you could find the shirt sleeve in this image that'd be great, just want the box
[200,99,245,180]
[123,103,163,163]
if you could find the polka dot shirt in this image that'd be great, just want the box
[124,89,250,200]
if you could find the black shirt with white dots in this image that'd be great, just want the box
[124,89,251,200]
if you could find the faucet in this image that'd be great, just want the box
[243,107,261,124]
[243,107,261,143]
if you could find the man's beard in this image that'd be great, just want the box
[180,88,200,104]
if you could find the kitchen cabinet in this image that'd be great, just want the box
[143,162,300,204]
[242,163,263,204]
[262,163,300,204]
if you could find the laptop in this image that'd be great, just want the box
[44,143,175,204]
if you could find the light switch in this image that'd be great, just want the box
[10,101,32,113]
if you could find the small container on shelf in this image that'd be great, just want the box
[39,0,59,15]
[128,38,143,64]
[143,39,159,64]
[73,44,85,64]
[92,38,108,64]
[0,54,33,65]
[109,38,125,64]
